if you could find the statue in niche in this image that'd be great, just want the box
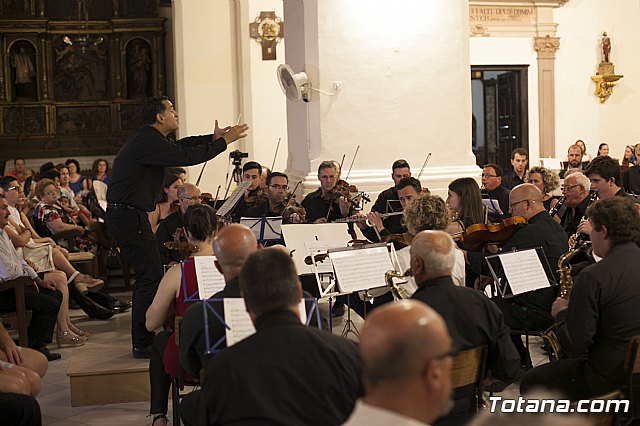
[601,31,611,63]
[53,37,108,101]
[127,41,151,99]
[10,43,37,101]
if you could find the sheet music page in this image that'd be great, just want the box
[304,240,346,274]
[498,249,549,295]
[194,256,226,300]
[330,246,394,293]
[216,181,252,217]
[223,298,307,346]
[482,199,504,215]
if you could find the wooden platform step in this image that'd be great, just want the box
[67,345,149,407]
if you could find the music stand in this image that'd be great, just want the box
[240,216,284,245]
[180,256,226,303]
[484,246,557,298]
[215,180,252,218]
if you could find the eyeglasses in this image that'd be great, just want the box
[560,184,581,191]
[6,185,21,192]
[180,196,203,202]
[269,184,289,191]
[481,174,497,178]
[43,190,58,196]
[508,199,535,212]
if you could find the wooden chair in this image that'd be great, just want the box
[621,336,640,425]
[171,315,200,426]
[570,390,623,426]
[0,276,33,347]
[451,345,488,411]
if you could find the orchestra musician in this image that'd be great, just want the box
[446,177,485,234]
[156,183,203,266]
[301,160,351,224]
[481,164,510,221]
[230,161,266,220]
[358,160,411,241]
[243,172,304,224]
[466,184,568,370]
[521,197,640,400]
[554,172,592,237]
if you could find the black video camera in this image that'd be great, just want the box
[229,150,249,164]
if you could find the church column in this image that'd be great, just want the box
[534,36,560,159]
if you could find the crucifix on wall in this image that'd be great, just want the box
[249,11,284,60]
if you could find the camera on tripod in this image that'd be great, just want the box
[229,150,249,165]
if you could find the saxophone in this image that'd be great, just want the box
[541,242,591,360]
[385,269,412,301]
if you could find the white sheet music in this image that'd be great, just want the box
[498,249,549,295]
[304,240,345,274]
[194,256,226,300]
[223,299,307,346]
[482,198,504,215]
[216,181,252,217]
[330,246,394,293]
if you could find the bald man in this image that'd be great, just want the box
[156,182,203,266]
[179,224,258,377]
[343,300,453,426]
[410,231,519,425]
[467,184,568,370]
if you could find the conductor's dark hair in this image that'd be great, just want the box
[267,172,288,186]
[242,161,261,174]
[396,177,422,193]
[587,197,640,246]
[483,163,503,177]
[392,159,410,171]
[585,155,622,186]
[157,174,182,203]
[141,95,170,125]
[184,204,217,243]
[240,248,299,318]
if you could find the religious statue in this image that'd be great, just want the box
[601,31,611,63]
[128,42,151,98]
[11,44,35,84]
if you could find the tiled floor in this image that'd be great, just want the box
[35,283,550,425]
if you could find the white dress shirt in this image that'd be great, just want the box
[0,228,38,281]
[342,400,429,426]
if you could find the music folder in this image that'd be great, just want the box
[485,247,557,298]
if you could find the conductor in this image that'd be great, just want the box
[106,96,248,358]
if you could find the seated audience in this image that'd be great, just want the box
[410,231,519,425]
[156,183,203,266]
[4,158,33,185]
[0,195,62,361]
[524,166,560,212]
[90,158,111,187]
[201,248,363,426]
[57,165,94,227]
[149,174,182,233]
[343,300,454,426]
[64,159,88,195]
[575,139,592,163]
[521,197,640,399]
[559,144,586,179]
[621,145,636,167]
[596,142,609,157]
[146,204,217,426]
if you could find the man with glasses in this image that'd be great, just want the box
[243,172,303,224]
[156,183,203,266]
[481,164,510,220]
[411,231,519,424]
[553,171,593,237]
[343,300,454,426]
[467,184,568,370]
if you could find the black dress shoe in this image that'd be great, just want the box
[132,346,152,359]
[35,346,62,361]
[112,300,132,313]
[331,303,346,317]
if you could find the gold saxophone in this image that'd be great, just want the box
[541,242,591,360]
[385,269,412,301]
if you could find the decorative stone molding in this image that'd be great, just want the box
[534,35,560,59]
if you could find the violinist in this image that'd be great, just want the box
[156,183,203,266]
[230,161,267,219]
[466,183,568,370]
[301,160,351,224]
[243,172,304,224]
[446,177,485,233]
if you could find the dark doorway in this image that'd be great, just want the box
[471,66,529,171]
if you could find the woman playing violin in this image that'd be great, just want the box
[243,172,305,224]
[446,177,486,234]
[300,161,351,223]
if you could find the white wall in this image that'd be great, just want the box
[554,0,640,160]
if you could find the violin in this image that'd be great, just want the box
[459,216,527,252]
[272,198,307,223]
[244,187,267,207]
[324,179,371,210]
[381,232,414,251]
[164,227,199,258]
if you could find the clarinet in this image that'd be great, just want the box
[548,196,566,217]
[568,191,598,250]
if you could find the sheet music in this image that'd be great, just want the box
[498,249,549,295]
[330,246,394,293]
[304,240,345,273]
[223,298,307,346]
[482,198,504,215]
[216,180,252,217]
[194,256,226,300]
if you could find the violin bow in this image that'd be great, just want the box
[345,145,360,182]
[271,138,282,171]
[417,152,432,181]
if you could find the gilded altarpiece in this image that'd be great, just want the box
[0,0,166,170]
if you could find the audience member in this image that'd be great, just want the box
[149,174,183,234]
[559,144,586,179]
[575,139,592,162]
[596,142,609,157]
[4,158,33,185]
[343,300,454,426]
[502,148,528,190]
[90,158,110,186]
[622,145,635,167]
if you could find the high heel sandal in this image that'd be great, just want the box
[75,329,90,339]
[151,414,169,425]
[57,331,86,348]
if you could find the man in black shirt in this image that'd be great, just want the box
[106,96,248,358]
[521,197,640,399]
[243,172,304,223]
[554,171,592,237]
[201,248,363,426]
[301,160,351,224]
[156,183,203,266]
[230,161,265,220]
[481,163,510,221]
[502,148,528,190]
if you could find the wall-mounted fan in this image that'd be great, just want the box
[277,64,310,102]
